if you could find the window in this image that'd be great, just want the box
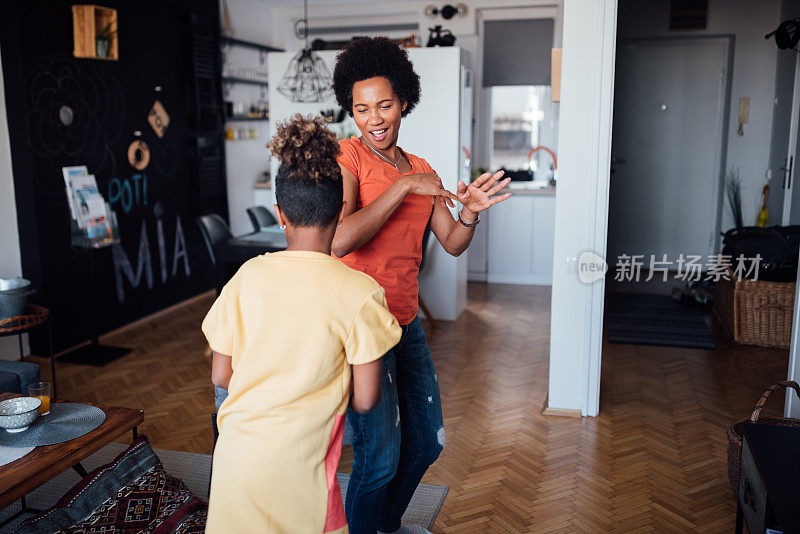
[490,85,558,183]
[480,11,558,184]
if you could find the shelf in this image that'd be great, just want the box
[225,116,269,122]
[72,5,118,60]
[220,37,283,53]
[222,76,268,87]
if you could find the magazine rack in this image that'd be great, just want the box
[70,210,120,249]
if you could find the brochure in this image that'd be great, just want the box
[62,165,88,219]
[70,174,107,228]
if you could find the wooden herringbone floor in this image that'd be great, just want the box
[27,283,787,532]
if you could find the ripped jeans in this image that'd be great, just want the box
[345,316,445,534]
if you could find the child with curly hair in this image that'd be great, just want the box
[202,115,401,533]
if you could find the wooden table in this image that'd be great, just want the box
[213,229,287,292]
[0,393,143,514]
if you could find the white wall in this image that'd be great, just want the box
[617,0,781,233]
[0,47,28,360]
[220,0,275,234]
[223,0,276,44]
[547,0,617,415]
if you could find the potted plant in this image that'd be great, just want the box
[95,19,117,58]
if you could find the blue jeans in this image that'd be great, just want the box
[214,386,228,412]
[346,316,445,534]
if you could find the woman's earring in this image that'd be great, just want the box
[280,224,286,230]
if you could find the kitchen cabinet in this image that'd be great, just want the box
[468,190,555,285]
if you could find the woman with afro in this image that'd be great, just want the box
[331,37,510,534]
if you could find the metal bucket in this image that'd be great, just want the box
[0,278,35,320]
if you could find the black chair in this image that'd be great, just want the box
[246,206,278,232]
[419,224,438,330]
[196,214,233,266]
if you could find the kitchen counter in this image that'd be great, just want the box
[502,184,556,196]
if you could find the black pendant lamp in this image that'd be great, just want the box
[277,0,333,103]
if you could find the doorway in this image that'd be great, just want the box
[607,37,732,267]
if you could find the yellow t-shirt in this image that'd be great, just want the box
[202,251,401,534]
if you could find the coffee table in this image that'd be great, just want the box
[0,393,143,525]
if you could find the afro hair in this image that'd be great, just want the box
[332,36,421,118]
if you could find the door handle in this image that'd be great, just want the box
[781,156,794,189]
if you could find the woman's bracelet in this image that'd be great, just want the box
[458,209,480,228]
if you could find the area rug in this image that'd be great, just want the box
[0,442,448,532]
[605,292,717,349]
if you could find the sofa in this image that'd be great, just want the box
[0,360,39,394]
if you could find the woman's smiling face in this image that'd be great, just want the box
[351,76,407,150]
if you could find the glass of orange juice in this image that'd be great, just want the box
[27,382,51,416]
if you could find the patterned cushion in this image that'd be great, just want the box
[16,436,207,533]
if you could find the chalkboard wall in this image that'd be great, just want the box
[0,0,226,353]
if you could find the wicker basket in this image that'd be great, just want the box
[726,381,800,495]
[713,267,795,348]
[0,304,49,335]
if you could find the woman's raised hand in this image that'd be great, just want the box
[404,173,458,207]
[457,170,511,213]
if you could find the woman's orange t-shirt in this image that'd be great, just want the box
[335,137,434,325]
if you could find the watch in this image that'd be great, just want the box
[458,209,480,228]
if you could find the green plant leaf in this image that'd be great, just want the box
[96,19,117,40]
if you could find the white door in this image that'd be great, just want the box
[608,38,728,267]
[783,54,800,225]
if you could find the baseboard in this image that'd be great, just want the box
[542,406,582,418]
[486,274,553,286]
[541,394,582,417]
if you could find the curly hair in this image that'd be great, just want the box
[266,114,343,227]
[266,114,341,181]
[332,37,421,117]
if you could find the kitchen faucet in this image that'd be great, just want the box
[528,146,557,184]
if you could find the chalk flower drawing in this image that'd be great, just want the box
[25,55,125,204]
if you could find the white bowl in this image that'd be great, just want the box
[0,397,42,433]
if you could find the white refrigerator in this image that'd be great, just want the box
[265,46,472,321]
